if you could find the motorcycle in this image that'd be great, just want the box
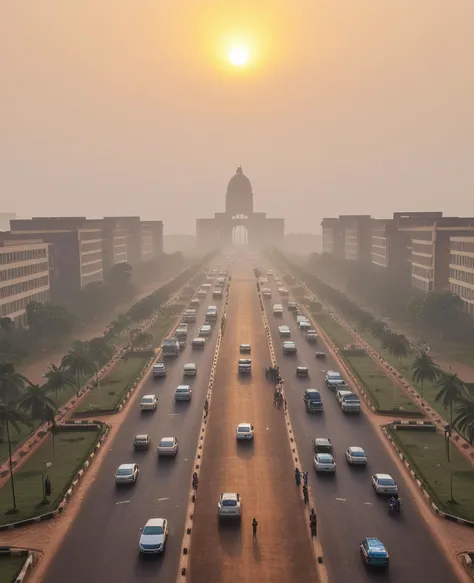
[388,498,402,515]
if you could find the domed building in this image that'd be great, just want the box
[196,166,284,249]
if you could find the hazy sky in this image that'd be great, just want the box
[2,1,474,235]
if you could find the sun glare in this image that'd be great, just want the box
[229,47,249,66]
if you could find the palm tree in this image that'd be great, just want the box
[453,397,474,445]
[411,349,440,405]
[383,333,411,365]
[43,364,75,404]
[105,313,131,340]
[43,406,59,457]
[0,403,31,510]
[0,362,29,404]
[60,341,96,396]
[370,319,389,348]
[434,372,467,466]
[87,337,116,392]
[18,384,57,422]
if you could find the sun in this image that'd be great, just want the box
[229,47,249,67]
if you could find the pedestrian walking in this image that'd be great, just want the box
[295,467,301,487]
[252,517,258,539]
[303,484,309,506]
[309,508,317,538]
[303,471,308,487]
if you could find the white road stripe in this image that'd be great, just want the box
[116,500,130,505]
[157,497,169,501]
[168,413,182,416]
[364,502,373,505]
[336,497,347,502]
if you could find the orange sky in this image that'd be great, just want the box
[2,1,474,234]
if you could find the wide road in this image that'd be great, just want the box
[189,261,318,583]
[46,290,221,583]
[264,272,459,583]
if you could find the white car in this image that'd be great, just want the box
[191,337,206,349]
[345,446,367,465]
[239,344,251,354]
[133,434,150,450]
[157,437,179,457]
[152,362,166,378]
[283,341,297,355]
[236,423,254,440]
[190,297,200,306]
[238,359,252,374]
[183,363,197,376]
[139,518,168,554]
[218,493,241,518]
[175,385,192,401]
[296,365,309,377]
[115,463,139,484]
[278,325,291,338]
[140,395,158,411]
[372,473,398,495]
[199,325,212,337]
[313,453,336,474]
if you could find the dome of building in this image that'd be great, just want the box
[225,166,253,217]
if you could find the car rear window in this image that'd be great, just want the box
[116,468,132,475]
[142,397,154,403]
[222,500,237,507]
[160,439,174,447]
[238,427,250,432]
[378,478,394,485]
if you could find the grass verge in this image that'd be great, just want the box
[148,316,176,344]
[344,353,422,415]
[388,427,474,522]
[0,427,101,526]
[313,312,355,348]
[0,555,27,583]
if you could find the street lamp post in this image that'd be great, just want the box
[42,461,52,502]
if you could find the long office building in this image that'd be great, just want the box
[449,236,474,317]
[0,239,50,325]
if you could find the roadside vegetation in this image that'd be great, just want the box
[0,555,27,583]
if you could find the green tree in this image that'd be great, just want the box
[382,333,411,364]
[26,301,75,339]
[0,362,29,405]
[106,313,131,340]
[453,397,474,444]
[87,337,116,388]
[434,372,467,464]
[43,364,75,404]
[411,349,440,405]
[60,341,96,396]
[0,317,14,334]
[43,405,59,457]
[18,383,57,422]
[370,320,389,347]
[0,403,31,510]
[108,262,133,286]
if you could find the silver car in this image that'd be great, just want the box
[372,473,398,495]
[175,385,192,401]
[157,437,179,457]
[139,518,168,554]
[115,463,139,484]
[345,446,367,465]
[313,453,336,474]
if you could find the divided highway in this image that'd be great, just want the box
[46,297,220,583]
[264,274,459,583]
[189,262,318,583]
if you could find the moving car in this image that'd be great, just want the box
[315,351,327,360]
[157,437,179,457]
[152,361,167,378]
[162,338,179,357]
[278,325,291,338]
[212,289,223,300]
[283,341,297,355]
[336,389,353,404]
[115,463,139,484]
[360,537,389,568]
[199,325,212,337]
[262,288,272,299]
[133,434,150,450]
[313,453,336,474]
[139,518,168,554]
[236,423,254,440]
[372,473,398,495]
[346,446,367,465]
[287,301,297,312]
[340,393,361,413]
[313,437,332,453]
[140,395,158,411]
[218,493,241,518]
[239,344,251,354]
[299,320,312,331]
[278,287,290,297]
[183,309,197,323]
[303,389,323,412]
[191,337,206,349]
[306,330,318,343]
[183,363,197,377]
[197,288,207,298]
[325,370,346,389]
[190,297,200,306]
[238,359,252,374]
[273,304,284,316]
[296,365,309,377]
[174,385,192,401]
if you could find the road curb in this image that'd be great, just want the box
[259,286,329,583]
[382,425,474,528]
[0,422,110,531]
[175,283,231,583]
[0,547,37,583]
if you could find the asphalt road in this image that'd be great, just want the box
[264,274,459,583]
[45,293,221,583]
[189,261,318,583]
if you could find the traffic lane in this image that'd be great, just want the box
[189,276,318,583]
[266,304,459,583]
[46,307,219,583]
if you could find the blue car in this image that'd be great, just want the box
[360,537,389,568]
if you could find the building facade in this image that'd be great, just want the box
[0,240,50,325]
[321,218,344,257]
[449,236,474,317]
[196,167,284,250]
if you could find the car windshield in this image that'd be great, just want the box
[143,525,163,535]
[160,440,174,447]
[116,468,132,475]
[344,395,359,401]
[379,478,395,485]
[222,499,237,507]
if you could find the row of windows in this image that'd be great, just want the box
[411,254,432,267]
[450,283,474,303]
[81,271,103,288]
[0,290,49,318]
[79,232,102,243]
[81,240,103,253]
[450,253,474,269]
[0,275,49,300]
[0,248,47,265]
[81,251,102,265]
[412,264,433,280]
[412,242,433,255]
[450,240,474,254]
[410,230,433,241]
[0,261,49,283]
[449,268,474,286]
[81,262,103,276]
[412,276,432,293]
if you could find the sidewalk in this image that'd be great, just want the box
[300,282,474,468]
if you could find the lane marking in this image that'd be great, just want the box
[116,500,130,505]
[168,413,183,417]
[364,502,373,506]
[157,497,170,501]
[335,497,347,502]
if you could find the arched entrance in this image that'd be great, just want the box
[232,215,249,246]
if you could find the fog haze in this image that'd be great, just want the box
[2,1,474,234]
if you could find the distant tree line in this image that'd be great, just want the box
[0,252,185,365]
